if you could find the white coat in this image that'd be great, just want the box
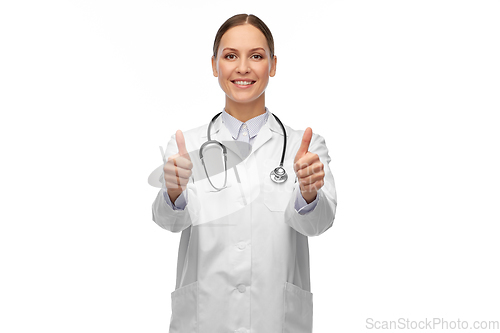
[152,113,337,333]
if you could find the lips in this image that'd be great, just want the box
[232,80,255,83]
[231,80,256,87]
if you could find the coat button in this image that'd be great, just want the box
[237,242,246,250]
[237,284,246,293]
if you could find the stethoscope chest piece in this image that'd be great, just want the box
[270,166,288,183]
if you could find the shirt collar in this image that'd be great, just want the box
[221,107,270,140]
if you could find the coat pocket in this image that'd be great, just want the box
[282,282,313,333]
[169,281,198,333]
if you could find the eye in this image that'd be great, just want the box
[225,54,236,60]
[252,54,263,59]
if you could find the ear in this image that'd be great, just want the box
[211,56,218,77]
[269,55,277,77]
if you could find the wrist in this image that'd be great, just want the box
[301,191,317,204]
[167,188,182,203]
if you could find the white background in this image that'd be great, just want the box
[1,0,499,332]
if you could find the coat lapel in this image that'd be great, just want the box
[252,113,287,155]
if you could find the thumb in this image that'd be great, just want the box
[294,127,313,162]
[175,130,188,156]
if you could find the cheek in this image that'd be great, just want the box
[218,65,232,79]
[257,66,270,81]
[257,74,269,86]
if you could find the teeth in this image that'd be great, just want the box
[234,81,254,85]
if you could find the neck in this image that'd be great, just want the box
[224,95,266,123]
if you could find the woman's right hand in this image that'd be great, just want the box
[164,130,193,203]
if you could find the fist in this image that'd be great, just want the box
[164,130,193,202]
[293,127,325,204]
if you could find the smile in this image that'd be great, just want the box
[233,80,255,85]
[232,80,256,88]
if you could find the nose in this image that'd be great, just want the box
[236,58,250,74]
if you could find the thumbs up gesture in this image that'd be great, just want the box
[294,127,325,204]
[164,130,193,203]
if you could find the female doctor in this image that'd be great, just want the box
[152,13,337,333]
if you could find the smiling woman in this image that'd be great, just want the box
[151,13,338,333]
[211,16,277,122]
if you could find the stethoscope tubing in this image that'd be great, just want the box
[200,111,288,191]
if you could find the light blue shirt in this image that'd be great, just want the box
[163,107,319,214]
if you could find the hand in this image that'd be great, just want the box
[293,127,325,204]
[164,130,193,203]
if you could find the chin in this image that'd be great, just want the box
[229,97,255,104]
[228,93,258,102]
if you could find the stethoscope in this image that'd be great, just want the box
[199,112,288,191]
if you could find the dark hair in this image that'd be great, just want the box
[212,14,275,60]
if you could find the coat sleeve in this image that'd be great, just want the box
[284,132,337,237]
[151,133,198,233]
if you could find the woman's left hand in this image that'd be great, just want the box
[293,127,325,204]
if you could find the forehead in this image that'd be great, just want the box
[219,24,269,53]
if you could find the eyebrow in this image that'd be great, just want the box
[222,47,266,53]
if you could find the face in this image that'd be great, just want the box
[212,24,277,105]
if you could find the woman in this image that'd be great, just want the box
[152,13,337,333]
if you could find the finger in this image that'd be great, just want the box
[163,164,193,179]
[299,170,325,186]
[296,161,324,178]
[165,169,190,190]
[165,180,187,191]
[300,179,324,193]
[167,153,193,170]
[294,127,313,163]
[173,156,193,170]
[175,130,190,160]
[294,152,321,172]
[164,174,190,187]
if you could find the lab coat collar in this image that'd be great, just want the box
[202,109,286,158]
